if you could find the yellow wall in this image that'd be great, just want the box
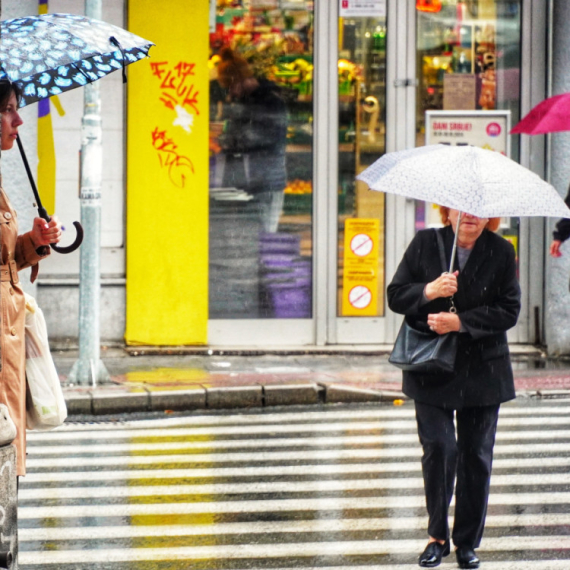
[126,0,209,345]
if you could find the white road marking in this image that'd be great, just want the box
[20,455,570,484]
[17,535,570,565]
[17,471,570,501]
[26,414,570,442]
[17,492,570,519]
[17,512,570,542]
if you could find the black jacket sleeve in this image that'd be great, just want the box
[457,242,521,339]
[553,186,570,242]
[387,232,432,316]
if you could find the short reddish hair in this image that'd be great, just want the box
[217,47,253,89]
[439,206,501,232]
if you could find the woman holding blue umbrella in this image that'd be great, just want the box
[0,81,62,478]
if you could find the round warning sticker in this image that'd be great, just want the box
[348,285,372,309]
[350,234,373,257]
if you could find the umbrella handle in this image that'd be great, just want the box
[16,136,84,254]
[37,207,84,254]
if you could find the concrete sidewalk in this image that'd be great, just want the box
[52,345,570,416]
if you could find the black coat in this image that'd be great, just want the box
[387,225,521,409]
[219,79,287,193]
[552,185,570,242]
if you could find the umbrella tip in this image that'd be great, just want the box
[109,36,127,84]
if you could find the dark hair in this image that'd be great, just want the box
[0,81,22,111]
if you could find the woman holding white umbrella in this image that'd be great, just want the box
[387,206,520,569]
[358,142,570,568]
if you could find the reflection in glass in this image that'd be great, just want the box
[415,0,522,250]
[209,2,314,319]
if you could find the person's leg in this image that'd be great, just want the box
[415,401,457,541]
[256,190,284,233]
[452,404,500,549]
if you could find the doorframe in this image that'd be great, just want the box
[314,0,338,345]
[516,0,548,344]
[334,0,416,345]
[208,0,329,347]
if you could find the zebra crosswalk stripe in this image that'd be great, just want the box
[17,513,570,542]
[17,536,570,565]
[18,400,570,568]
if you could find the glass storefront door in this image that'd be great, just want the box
[208,1,314,324]
[207,0,537,346]
[337,14,387,320]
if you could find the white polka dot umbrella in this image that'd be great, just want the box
[357,144,570,271]
[357,144,570,219]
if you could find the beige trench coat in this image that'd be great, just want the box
[0,186,49,476]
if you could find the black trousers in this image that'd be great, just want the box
[414,401,500,548]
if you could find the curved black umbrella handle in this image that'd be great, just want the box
[16,136,84,254]
[52,221,84,254]
[37,207,84,254]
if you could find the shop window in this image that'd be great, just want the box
[208,0,314,320]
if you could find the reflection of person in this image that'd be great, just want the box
[0,82,62,478]
[387,208,521,569]
[549,185,570,257]
[217,47,287,233]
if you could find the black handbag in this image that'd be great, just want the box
[389,230,458,374]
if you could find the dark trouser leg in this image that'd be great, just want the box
[452,404,500,549]
[415,401,457,541]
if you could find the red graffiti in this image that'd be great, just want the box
[151,128,194,188]
[150,61,168,79]
[150,60,200,115]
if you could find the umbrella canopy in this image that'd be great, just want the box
[0,13,153,106]
[357,144,570,220]
[0,13,153,254]
[510,92,570,135]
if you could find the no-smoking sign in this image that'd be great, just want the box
[348,285,372,309]
[342,218,380,316]
[350,233,373,257]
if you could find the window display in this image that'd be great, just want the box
[208,0,314,320]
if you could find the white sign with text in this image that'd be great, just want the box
[339,0,386,18]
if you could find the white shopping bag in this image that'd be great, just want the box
[24,294,67,430]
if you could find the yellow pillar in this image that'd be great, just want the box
[126,0,209,345]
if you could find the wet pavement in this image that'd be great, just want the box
[51,346,570,415]
[18,400,570,568]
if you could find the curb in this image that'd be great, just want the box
[63,384,570,416]
[63,383,407,416]
[122,344,545,357]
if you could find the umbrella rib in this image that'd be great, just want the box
[71,62,94,85]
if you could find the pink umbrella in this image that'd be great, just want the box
[511,92,570,135]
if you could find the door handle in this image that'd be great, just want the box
[393,79,418,87]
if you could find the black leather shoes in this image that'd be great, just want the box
[456,547,480,569]
[418,540,450,567]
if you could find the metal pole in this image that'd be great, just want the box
[449,211,461,274]
[68,0,109,385]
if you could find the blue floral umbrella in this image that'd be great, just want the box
[0,13,154,253]
[0,13,154,106]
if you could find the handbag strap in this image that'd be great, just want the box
[434,230,448,273]
[434,229,457,314]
